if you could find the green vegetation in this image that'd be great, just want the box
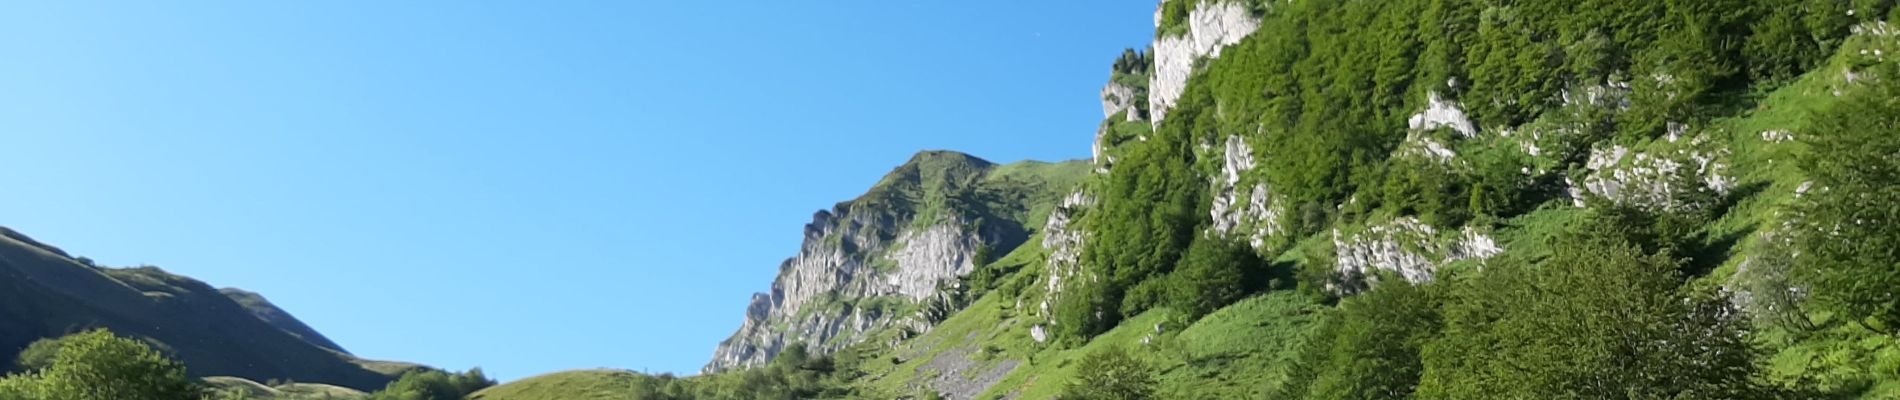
[916,0,1900,398]
[471,347,857,400]
[1058,347,1154,400]
[1794,60,1900,336]
[0,330,200,400]
[12,0,1900,399]
[1276,280,1437,400]
[0,228,407,392]
[525,2,1900,397]
[1419,220,1761,399]
[365,369,493,400]
[201,377,369,400]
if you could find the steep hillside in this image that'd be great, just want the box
[706,151,1089,372]
[221,287,350,354]
[843,0,1900,398]
[337,0,1900,398]
[0,226,412,391]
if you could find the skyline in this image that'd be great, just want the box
[0,1,1158,380]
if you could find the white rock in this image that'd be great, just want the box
[1408,92,1478,137]
[1331,218,1500,293]
[1209,136,1283,247]
[1041,191,1095,316]
[709,206,990,372]
[1149,1,1261,123]
[1581,139,1734,213]
[1101,82,1140,118]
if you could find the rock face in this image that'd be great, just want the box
[1150,1,1262,123]
[1407,92,1478,138]
[707,152,1085,372]
[1037,191,1094,322]
[1208,136,1281,248]
[1581,136,1734,213]
[1331,218,1501,292]
[1102,82,1140,119]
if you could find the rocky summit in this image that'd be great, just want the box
[706,151,1087,373]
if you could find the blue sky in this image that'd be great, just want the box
[0,1,1156,380]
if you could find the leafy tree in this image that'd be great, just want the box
[1744,0,1832,82]
[1794,61,1900,336]
[1730,233,1815,331]
[1278,279,1439,400]
[1166,236,1268,320]
[1416,220,1759,399]
[676,346,859,400]
[367,368,494,400]
[1111,48,1151,77]
[0,329,201,400]
[13,338,64,373]
[1061,117,1206,340]
[1060,347,1154,400]
[0,375,35,400]
[1380,156,1471,228]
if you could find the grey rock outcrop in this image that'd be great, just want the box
[1331,218,1501,293]
[1150,1,1262,123]
[1581,135,1734,213]
[1407,92,1478,138]
[1102,82,1140,119]
[1038,191,1094,319]
[1208,136,1281,248]
[707,152,1085,372]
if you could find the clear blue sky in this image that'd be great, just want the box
[0,1,1156,381]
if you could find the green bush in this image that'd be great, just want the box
[0,329,201,400]
[1277,280,1439,400]
[1417,218,1760,399]
[1165,236,1269,320]
[1059,347,1155,400]
[1794,60,1900,336]
[367,368,493,400]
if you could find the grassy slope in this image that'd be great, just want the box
[469,370,654,400]
[203,376,369,400]
[1707,30,1900,399]
[0,227,410,392]
[848,288,1322,400]
[220,287,350,354]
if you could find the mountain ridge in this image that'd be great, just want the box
[0,226,413,391]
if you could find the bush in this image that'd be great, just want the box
[1278,280,1439,399]
[1416,219,1760,399]
[1794,61,1900,335]
[0,329,201,400]
[1166,236,1268,320]
[1060,347,1155,400]
[367,368,494,400]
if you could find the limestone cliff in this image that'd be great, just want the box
[706,151,1086,372]
[1149,0,1263,123]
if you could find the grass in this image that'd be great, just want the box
[469,370,653,400]
[203,376,369,399]
[1151,292,1324,399]
[0,228,406,392]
